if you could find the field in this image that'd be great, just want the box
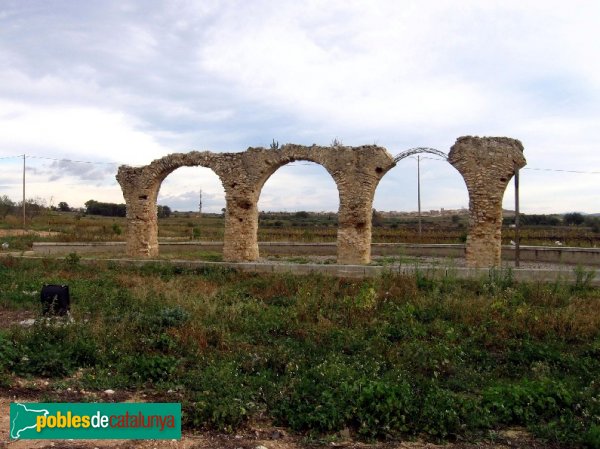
[1,210,599,251]
[0,257,599,448]
[1,210,599,447]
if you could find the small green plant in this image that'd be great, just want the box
[64,252,81,267]
[584,425,600,449]
[13,322,97,377]
[0,334,17,374]
[121,354,178,383]
[192,226,201,239]
[573,265,595,292]
[111,223,122,235]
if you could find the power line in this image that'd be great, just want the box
[402,155,600,173]
[26,155,120,165]
[523,167,600,174]
[2,152,599,174]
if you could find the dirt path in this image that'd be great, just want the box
[0,230,61,238]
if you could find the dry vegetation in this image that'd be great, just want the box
[1,210,599,250]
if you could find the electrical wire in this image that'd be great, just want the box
[2,152,599,174]
[523,167,600,174]
[25,155,120,165]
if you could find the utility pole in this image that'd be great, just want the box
[22,154,26,230]
[198,189,202,219]
[417,155,422,240]
[514,167,520,267]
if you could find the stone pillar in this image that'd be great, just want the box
[337,172,386,265]
[116,167,160,258]
[337,187,374,264]
[448,136,526,268]
[222,187,260,262]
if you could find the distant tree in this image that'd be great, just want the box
[585,216,600,233]
[157,205,172,218]
[0,195,15,219]
[295,211,309,219]
[85,199,126,217]
[58,201,70,212]
[372,209,385,227]
[18,197,46,219]
[564,212,585,226]
[504,214,561,226]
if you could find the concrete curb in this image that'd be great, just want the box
[5,254,599,286]
[31,241,600,266]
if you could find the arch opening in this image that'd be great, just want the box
[373,149,468,245]
[156,166,226,259]
[257,160,340,260]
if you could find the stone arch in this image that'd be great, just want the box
[374,147,460,243]
[253,152,341,194]
[245,144,396,264]
[374,138,526,267]
[116,152,228,257]
[117,144,396,264]
[256,157,341,251]
[116,139,530,268]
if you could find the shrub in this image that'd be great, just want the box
[14,321,98,377]
[183,361,259,432]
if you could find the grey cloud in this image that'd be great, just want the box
[1,1,598,212]
[43,160,116,182]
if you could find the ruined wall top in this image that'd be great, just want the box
[116,144,396,195]
[448,136,525,170]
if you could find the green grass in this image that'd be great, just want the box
[0,257,599,446]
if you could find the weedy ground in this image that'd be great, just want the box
[0,256,598,448]
[2,210,599,250]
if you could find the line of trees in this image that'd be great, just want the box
[0,195,47,219]
[83,199,171,218]
[84,200,126,217]
[0,196,173,219]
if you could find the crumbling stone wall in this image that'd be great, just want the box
[116,152,227,258]
[448,136,526,267]
[116,144,395,264]
[117,137,525,267]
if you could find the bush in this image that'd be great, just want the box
[483,379,574,426]
[64,252,81,267]
[183,361,259,432]
[14,321,98,377]
[121,354,178,383]
[111,223,122,235]
[564,212,585,226]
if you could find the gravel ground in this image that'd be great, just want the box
[260,254,590,271]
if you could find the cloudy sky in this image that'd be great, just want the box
[0,0,598,213]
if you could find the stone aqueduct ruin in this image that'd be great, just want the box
[116,136,526,268]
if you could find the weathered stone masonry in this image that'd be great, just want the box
[117,144,396,265]
[448,136,526,267]
[116,137,525,267]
